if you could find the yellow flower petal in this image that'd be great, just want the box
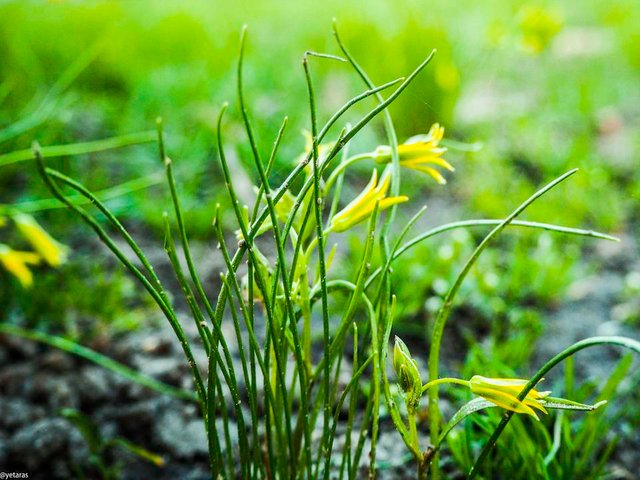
[402,155,455,172]
[469,375,549,419]
[0,244,41,288]
[406,165,447,185]
[371,123,453,185]
[13,214,68,267]
[329,169,408,232]
[471,386,540,419]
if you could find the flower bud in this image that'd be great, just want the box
[393,336,423,410]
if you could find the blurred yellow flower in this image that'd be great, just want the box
[469,375,551,419]
[0,244,41,288]
[372,124,454,184]
[518,5,563,54]
[329,169,408,233]
[13,213,68,267]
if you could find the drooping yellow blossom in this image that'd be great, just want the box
[469,375,551,419]
[13,213,68,267]
[0,244,41,288]
[372,123,454,185]
[329,169,408,233]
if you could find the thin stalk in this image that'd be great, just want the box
[323,153,372,195]
[0,323,196,402]
[214,213,287,476]
[239,28,311,476]
[0,39,103,144]
[328,136,350,220]
[367,280,381,479]
[163,214,212,352]
[250,116,288,221]
[44,169,169,303]
[339,323,360,480]
[207,361,223,477]
[215,107,291,473]
[303,54,333,478]
[428,169,579,476]
[216,376,235,477]
[421,377,470,393]
[4,170,164,215]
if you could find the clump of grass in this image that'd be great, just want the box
[30,22,640,479]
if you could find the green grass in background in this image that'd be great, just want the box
[1,0,638,332]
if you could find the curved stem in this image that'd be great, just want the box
[468,335,640,479]
[427,169,578,467]
[365,218,617,288]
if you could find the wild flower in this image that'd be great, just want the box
[0,244,41,288]
[469,375,551,419]
[13,213,68,267]
[328,169,408,232]
[372,123,454,184]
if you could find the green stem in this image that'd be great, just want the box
[303,53,333,479]
[0,323,196,402]
[3,170,164,215]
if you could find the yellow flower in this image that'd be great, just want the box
[0,244,41,288]
[329,169,408,233]
[13,213,68,267]
[469,375,551,420]
[372,123,454,185]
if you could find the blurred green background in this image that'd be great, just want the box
[0,0,638,335]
